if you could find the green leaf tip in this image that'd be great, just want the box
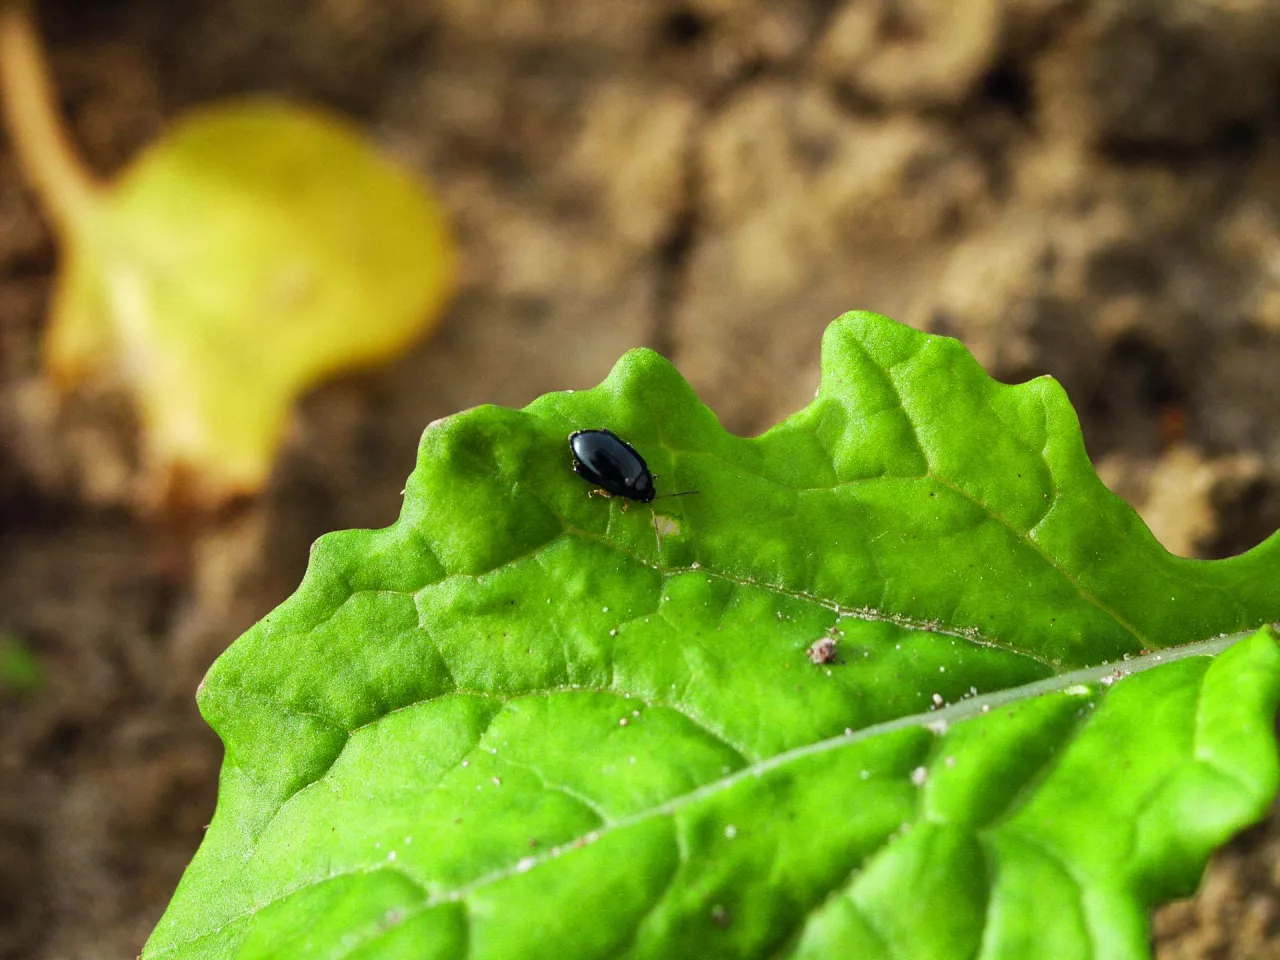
[149,311,1280,960]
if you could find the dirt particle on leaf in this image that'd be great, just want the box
[806,637,838,664]
[911,766,928,786]
[710,904,731,928]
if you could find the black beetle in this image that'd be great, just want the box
[568,429,697,505]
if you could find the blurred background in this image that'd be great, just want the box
[1,1,1280,957]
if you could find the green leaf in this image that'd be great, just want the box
[47,98,454,504]
[145,312,1280,959]
[0,632,41,695]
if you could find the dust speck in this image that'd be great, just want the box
[807,637,838,664]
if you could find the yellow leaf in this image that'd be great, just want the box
[46,99,454,504]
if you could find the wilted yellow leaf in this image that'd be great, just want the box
[45,99,453,504]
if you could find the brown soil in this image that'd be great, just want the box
[2,2,1280,957]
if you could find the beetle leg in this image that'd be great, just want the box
[588,488,612,499]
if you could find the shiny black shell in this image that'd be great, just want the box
[568,429,655,503]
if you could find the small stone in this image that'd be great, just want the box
[807,637,838,665]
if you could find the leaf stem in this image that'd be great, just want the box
[0,0,100,232]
